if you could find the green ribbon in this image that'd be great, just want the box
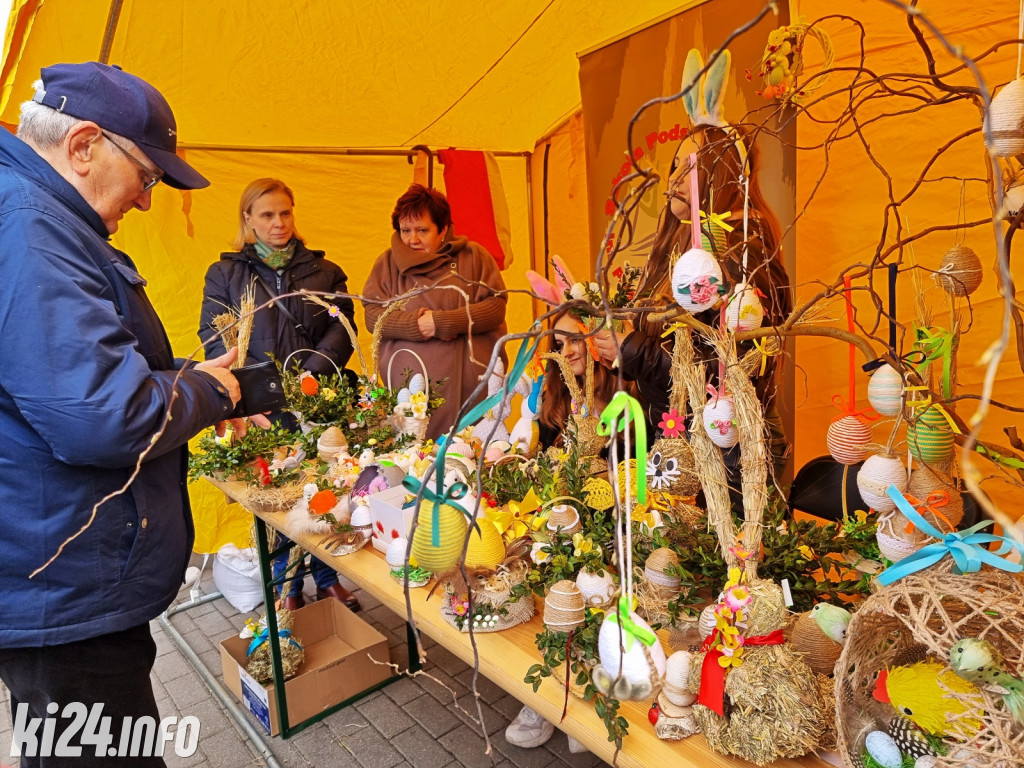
[402,474,472,548]
[913,325,955,400]
[976,444,1024,470]
[597,392,648,505]
[605,595,657,652]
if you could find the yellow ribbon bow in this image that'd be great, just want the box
[489,488,543,541]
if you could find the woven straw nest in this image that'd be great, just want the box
[440,560,536,634]
[234,482,307,515]
[246,608,305,684]
[834,560,1024,768]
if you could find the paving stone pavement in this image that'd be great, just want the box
[0,554,610,768]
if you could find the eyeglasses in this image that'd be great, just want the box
[102,132,162,192]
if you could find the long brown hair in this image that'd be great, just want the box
[539,312,621,438]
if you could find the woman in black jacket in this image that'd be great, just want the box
[198,178,359,611]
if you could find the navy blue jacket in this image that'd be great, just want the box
[0,129,232,647]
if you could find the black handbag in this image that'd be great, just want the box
[228,360,288,418]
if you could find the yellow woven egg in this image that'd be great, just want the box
[616,459,639,502]
[410,501,468,573]
[464,519,506,569]
[583,478,614,511]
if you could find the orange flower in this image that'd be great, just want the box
[309,489,337,516]
[300,375,319,396]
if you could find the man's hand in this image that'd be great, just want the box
[417,309,436,340]
[195,349,272,437]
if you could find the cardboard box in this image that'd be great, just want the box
[220,599,391,735]
[368,484,415,553]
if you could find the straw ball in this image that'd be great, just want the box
[984,77,1024,156]
[316,426,348,461]
[906,407,954,466]
[647,437,700,497]
[672,248,724,313]
[409,501,468,573]
[867,364,903,418]
[857,454,908,512]
[826,415,872,465]
[907,466,964,530]
[702,396,739,449]
[576,569,615,608]
[545,504,582,536]
[790,612,843,676]
[543,580,586,632]
[937,245,984,297]
[724,282,765,331]
[464,519,506,569]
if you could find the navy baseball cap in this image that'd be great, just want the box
[32,61,209,190]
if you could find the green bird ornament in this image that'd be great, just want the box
[810,602,852,644]
[949,637,1024,727]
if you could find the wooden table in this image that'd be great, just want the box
[211,480,831,768]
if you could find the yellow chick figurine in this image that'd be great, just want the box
[872,661,985,737]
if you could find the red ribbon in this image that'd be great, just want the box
[697,628,786,715]
[830,394,880,424]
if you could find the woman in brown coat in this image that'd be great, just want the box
[363,184,507,440]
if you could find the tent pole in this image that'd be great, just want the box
[176,143,528,159]
[98,0,124,64]
[525,152,536,320]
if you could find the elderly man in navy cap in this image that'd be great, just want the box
[0,62,255,766]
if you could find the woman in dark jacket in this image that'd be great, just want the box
[198,178,359,611]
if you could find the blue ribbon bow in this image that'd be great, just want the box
[876,485,1024,585]
[247,628,303,657]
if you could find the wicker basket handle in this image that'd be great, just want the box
[282,348,343,379]
[386,347,430,398]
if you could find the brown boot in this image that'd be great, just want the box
[316,583,360,612]
[281,593,305,611]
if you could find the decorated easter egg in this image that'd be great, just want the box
[826,415,872,465]
[410,501,468,573]
[864,730,903,768]
[409,373,426,394]
[643,548,681,599]
[789,612,842,675]
[316,426,349,461]
[1004,180,1024,218]
[906,406,954,466]
[868,364,904,417]
[984,77,1024,156]
[447,439,474,458]
[663,651,697,707]
[463,519,506,569]
[543,580,586,632]
[350,505,372,529]
[396,388,412,404]
[937,246,983,297]
[697,603,717,639]
[385,537,409,568]
[907,466,964,530]
[672,248,724,313]
[857,453,907,512]
[595,608,667,700]
[575,569,615,608]
[724,282,765,331]
[702,396,738,449]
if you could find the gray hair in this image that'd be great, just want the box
[17,79,83,148]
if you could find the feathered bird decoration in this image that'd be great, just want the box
[872,661,985,737]
[949,637,1024,727]
[810,602,851,644]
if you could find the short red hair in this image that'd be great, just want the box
[391,183,452,232]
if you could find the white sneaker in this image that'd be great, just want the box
[505,705,554,748]
[567,735,588,754]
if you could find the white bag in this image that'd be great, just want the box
[212,544,265,613]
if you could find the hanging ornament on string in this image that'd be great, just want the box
[724,175,765,332]
[983,10,1024,156]
[591,394,667,701]
[935,182,983,297]
[702,348,739,450]
[826,276,879,465]
[672,153,726,313]
[862,264,906,417]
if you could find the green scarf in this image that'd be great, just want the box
[254,239,297,270]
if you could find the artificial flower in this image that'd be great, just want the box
[724,567,743,589]
[569,282,587,300]
[797,544,815,560]
[572,532,593,558]
[710,418,734,436]
[300,374,319,396]
[451,597,469,616]
[322,388,337,401]
[658,408,684,438]
[410,391,427,406]
[729,544,754,562]
[723,584,752,612]
[687,275,721,306]
[411,402,427,418]
[328,304,341,317]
